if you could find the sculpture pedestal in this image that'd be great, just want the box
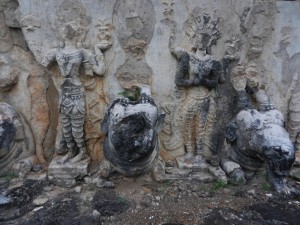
[48,156,90,187]
[152,155,227,182]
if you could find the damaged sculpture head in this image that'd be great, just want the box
[101,86,165,176]
[221,65,298,196]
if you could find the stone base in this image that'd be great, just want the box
[48,156,90,187]
[50,178,77,188]
[152,155,227,182]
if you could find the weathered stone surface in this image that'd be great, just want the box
[0,56,18,92]
[0,0,296,192]
[102,86,164,176]
[0,102,35,176]
[290,167,300,182]
[0,11,13,53]
[221,89,297,195]
[50,178,76,188]
[2,0,20,28]
[33,197,48,206]
[84,177,114,188]
[48,156,89,180]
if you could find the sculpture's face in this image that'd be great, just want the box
[62,24,77,42]
[193,33,210,51]
[98,27,111,42]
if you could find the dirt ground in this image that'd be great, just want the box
[0,169,300,225]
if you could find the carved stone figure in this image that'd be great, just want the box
[170,46,224,164]
[0,102,35,176]
[284,73,300,156]
[101,86,165,176]
[0,56,17,92]
[162,5,225,167]
[221,87,298,195]
[113,0,155,89]
[45,23,110,163]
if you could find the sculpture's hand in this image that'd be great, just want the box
[95,42,112,52]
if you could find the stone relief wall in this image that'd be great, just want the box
[0,0,299,192]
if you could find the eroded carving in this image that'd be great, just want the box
[101,86,165,176]
[157,6,227,182]
[0,102,35,176]
[19,15,40,32]
[286,73,300,152]
[170,46,224,162]
[0,10,13,53]
[45,21,111,163]
[113,0,155,89]
[164,6,224,167]
[222,88,298,195]
[0,56,18,92]
[184,6,222,53]
[161,0,175,19]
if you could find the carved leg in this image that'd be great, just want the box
[182,102,197,155]
[202,98,218,165]
[61,114,76,163]
[195,98,210,156]
[69,115,86,163]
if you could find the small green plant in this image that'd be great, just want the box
[158,180,172,192]
[118,88,140,101]
[262,173,271,191]
[116,196,126,204]
[1,172,17,182]
[262,182,271,191]
[212,179,227,191]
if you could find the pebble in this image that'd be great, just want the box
[247,189,256,196]
[0,194,11,205]
[155,196,160,201]
[33,206,44,212]
[32,164,43,172]
[33,197,48,206]
[75,186,81,193]
[43,186,53,191]
[92,210,100,219]
[266,193,273,197]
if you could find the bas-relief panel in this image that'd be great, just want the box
[0,0,298,193]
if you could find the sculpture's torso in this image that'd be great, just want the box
[56,48,83,86]
[188,54,213,99]
[56,48,85,116]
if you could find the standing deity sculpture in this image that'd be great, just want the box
[170,45,224,164]
[165,6,225,169]
[44,23,111,163]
